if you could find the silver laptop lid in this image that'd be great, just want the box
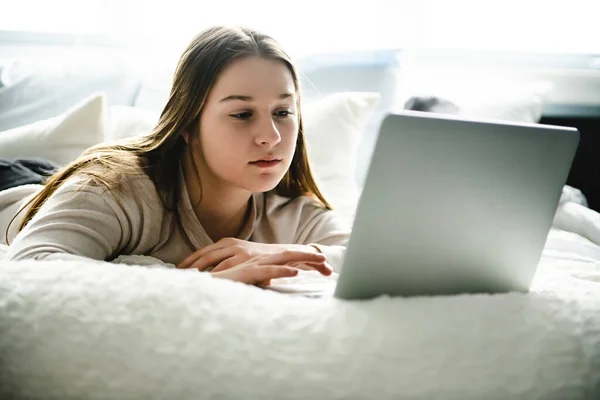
[335,112,580,300]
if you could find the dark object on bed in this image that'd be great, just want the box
[0,157,59,191]
[540,115,600,212]
[404,96,460,114]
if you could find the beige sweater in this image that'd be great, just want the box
[3,167,350,271]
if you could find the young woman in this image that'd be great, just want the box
[4,26,350,287]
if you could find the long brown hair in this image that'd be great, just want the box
[7,25,330,246]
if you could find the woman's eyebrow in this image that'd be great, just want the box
[219,93,294,103]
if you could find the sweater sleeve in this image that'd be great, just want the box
[4,177,135,262]
[294,204,352,272]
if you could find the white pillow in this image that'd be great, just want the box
[302,92,380,217]
[107,105,158,141]
[447,81,552,123]
[0,93,106,166]
[107,93,380,218]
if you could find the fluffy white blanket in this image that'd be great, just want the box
[1,185,600,399]
[1,229,600,400]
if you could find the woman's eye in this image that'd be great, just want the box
[230,112,252,120]
[275,110,293,118]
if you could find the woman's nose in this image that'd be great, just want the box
[254,117,281,146]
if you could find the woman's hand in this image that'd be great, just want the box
[176,237,332,276]
[209,251,328,287]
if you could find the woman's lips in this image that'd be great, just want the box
[249,159,282,168]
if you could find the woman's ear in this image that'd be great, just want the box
[182,131,190,144]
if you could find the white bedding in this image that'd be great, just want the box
[0,229,599,400]
[1,187,600,399]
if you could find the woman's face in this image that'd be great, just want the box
[193,56,299,193]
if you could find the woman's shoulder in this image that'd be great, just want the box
[54,163,162,212]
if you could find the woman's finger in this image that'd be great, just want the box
[176,239,234,269]
[248,265,299,283]
[211,253,254,273]
[305,261,333,276]
[288,260,326,268]
[177,248,212,269]
[188,247,236,271]
[212,264,298,285]
[257,250,326,266]
[287,261,333,276]
[257,279,272,287]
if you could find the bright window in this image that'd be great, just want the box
[1,0,598,56]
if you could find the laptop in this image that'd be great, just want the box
[271,111,580,300]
